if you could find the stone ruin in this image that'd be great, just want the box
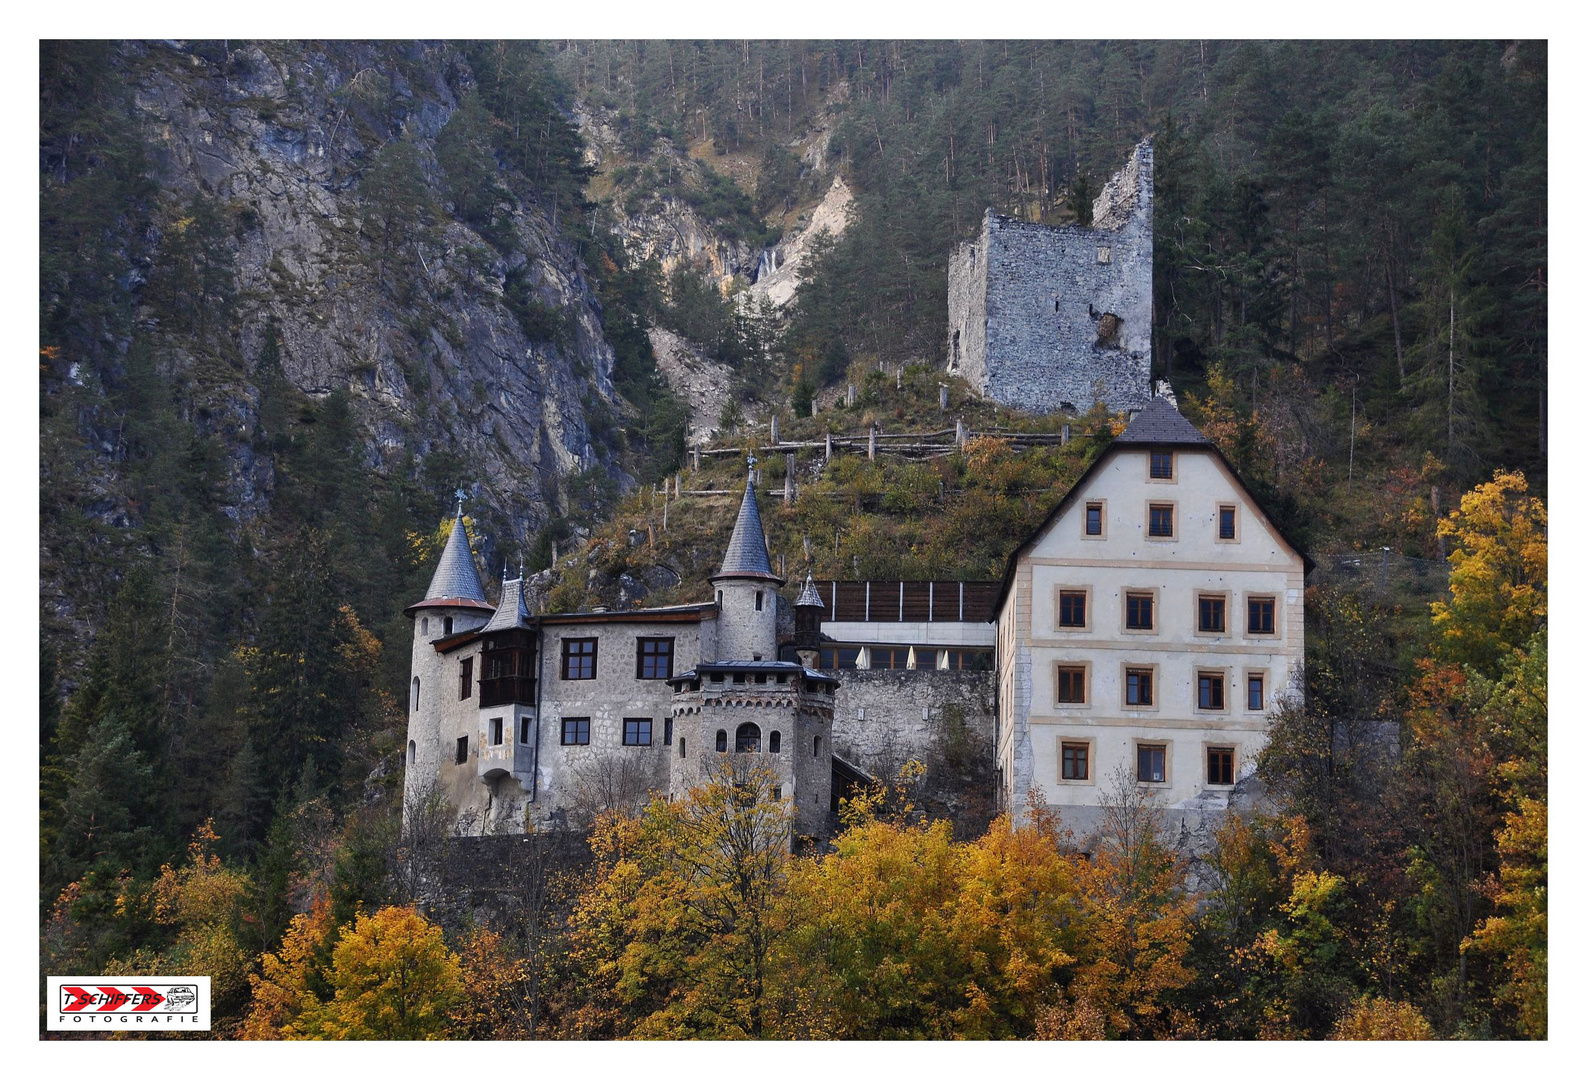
[946,138,1154,415]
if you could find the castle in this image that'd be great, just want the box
[947,138,1154,415]
[403,400,1308,845]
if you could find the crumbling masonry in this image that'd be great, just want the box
[947,138,1154,414]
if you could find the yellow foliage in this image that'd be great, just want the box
[1330,996,1435,1040]
[1430,470,1547,675]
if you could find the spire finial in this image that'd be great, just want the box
[454,487,467,518]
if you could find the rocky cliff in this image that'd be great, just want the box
[49,41,628,571]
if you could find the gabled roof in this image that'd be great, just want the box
[481,575,531,633]
[713,479,783,584]
[988,398,1313,619]
[408,507,492,615]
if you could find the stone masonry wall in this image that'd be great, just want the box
[947,139,1154,415]
[831,668,997,781]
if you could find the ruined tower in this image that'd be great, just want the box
[946,138,1154,415]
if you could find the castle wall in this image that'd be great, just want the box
[830,668,996,780]
[947,139,1154,416]
[528,621,706,828]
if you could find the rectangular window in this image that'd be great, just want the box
[1199,595,1226,633]
[1199,672,1226,710]
[519,716,531,744]
[1125,592,1154,630]
[1248,597,1276,635]
[1248,674,1265,712]
[1056,665,1087,704]
[455,736,468,764]
[1058,590,1087,628]
[1084,502,1103,536]
[622,718,652,746]
[914,648,938,670]
[1208,747,1235,786]
[460,657,473,700]
[1148,503,1175,537]
[1150,451,1174,479]
[1218,505,1237,540]
[664,717,674,746]
[1126,667,1154,707]
[636,637,675,679]
[1061,742,1089,781]
[869,647,909,670]
[755,590,764,611]
[1137,744,1166,783]
[561,717,591,745]
[489,716,503,745]
[562,638,597,680]
[944,649,993,671]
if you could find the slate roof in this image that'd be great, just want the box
[481,575,531,632]
[795,574,825,609]
[1114,395,1213,446]
[421,509,489,605]
[713,481,783,582]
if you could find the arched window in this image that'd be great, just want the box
[444,616,454,636]
[769,731,781,754]
[421,617,429,635]
[408,740,416,765]
[411,677,420,711]
[814,735,823,757]
[735,723,761,753]
[716,589,724,607]
[715,729,727,753]
[679,737,687,758]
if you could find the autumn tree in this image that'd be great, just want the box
[563,759,792,1039]
[1064,770,1196,1038]
[303,906,461,1040]
[1429,470,1547,677]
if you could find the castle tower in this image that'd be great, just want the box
[794,574,825,669]
[710,464,784,661]
[946,137,1154,415]
[403,502,494,815]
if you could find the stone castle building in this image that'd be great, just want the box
[947,138,1154,415]
[404,398,1307,846]
[991,397,1310,835]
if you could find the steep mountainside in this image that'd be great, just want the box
[42,41,656,645]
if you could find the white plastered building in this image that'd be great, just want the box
[991,397,1310,834]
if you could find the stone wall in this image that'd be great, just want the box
[947,139,1154,415]
[831,668,996,780]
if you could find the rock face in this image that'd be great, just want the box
[648,327,739,444]
[748,175,853,308]
[117,41,626,555]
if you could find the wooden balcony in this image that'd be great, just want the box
[479,676,537,708]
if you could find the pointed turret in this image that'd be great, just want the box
[481,574,532,633]
[426,505,490,604]
[710,461,783,661]
[794,573,825,668]
[713,467,784,585]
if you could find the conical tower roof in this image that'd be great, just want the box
[795,573,825,609]
[424,506,489,605]
[481,574,532,632]
[712,473,783,584]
